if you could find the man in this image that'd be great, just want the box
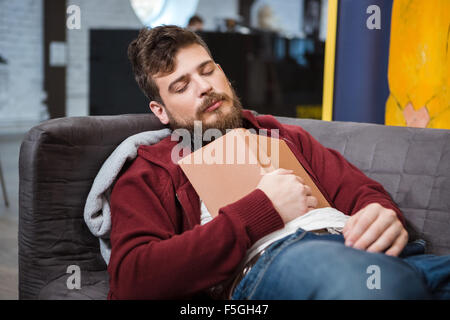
[107,25,449,299]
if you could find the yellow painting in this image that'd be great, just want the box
[385,0,450,129]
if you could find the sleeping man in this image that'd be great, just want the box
[100,25,450,300]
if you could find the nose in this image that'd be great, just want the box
[193,74,212,97]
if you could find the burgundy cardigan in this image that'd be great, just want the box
[107,109,404,299]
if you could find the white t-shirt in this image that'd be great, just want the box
[199,200,349,266]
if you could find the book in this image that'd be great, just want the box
[178,128,330,218]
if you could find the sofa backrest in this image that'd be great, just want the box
[19,112,450,299]
[276,116,450,256]
[19,114,165,299]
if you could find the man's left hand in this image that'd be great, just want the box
[342,203,408,256]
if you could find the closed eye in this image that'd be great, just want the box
[202,69,214,76]
[175,84,188,93]
[200,61,215,76]
[175,69,213,93]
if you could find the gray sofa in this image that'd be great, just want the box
[18,111,450,299]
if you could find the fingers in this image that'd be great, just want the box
[384,229,409,257]
[343,203,408,256]
[344,207,378,246]
[342,213,359,235]
[353,216,401,251]
[306,195,318,208]
[365,221,403,253]
[303,184,311,195]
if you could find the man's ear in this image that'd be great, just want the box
[149,101,169,125]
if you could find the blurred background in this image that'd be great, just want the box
[0,0,449,299]
[0,0,329,299]
[0,0,330,126]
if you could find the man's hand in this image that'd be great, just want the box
[342,203,408,256]
[257,168,318,224]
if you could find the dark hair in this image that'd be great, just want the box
[188,15,203,25]
[127,25,212,104]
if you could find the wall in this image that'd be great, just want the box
[0,0,47,133]
[66,0,240,117]
[0,0,322,120]
[250,0,304,37]
[194,0,239,31]
[66,0,319,117]
[66,0,142,117]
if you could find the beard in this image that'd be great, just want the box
[164,86,244,137]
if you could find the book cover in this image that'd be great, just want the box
[178,128,330,217]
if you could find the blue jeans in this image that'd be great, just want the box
[231,229,450,300]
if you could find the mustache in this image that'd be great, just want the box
[198,92,230,113]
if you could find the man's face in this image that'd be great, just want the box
[150,44,243,134]
[188,22,203,31]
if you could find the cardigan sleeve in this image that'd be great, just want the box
[107,157,283,300]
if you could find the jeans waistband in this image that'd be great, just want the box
[227,228,330,299]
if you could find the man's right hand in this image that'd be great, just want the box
[256,168,318,224]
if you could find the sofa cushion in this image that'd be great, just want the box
[19,114,165,300]
[38,271,108,300]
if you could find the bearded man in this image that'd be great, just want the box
[106,25,450,300]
